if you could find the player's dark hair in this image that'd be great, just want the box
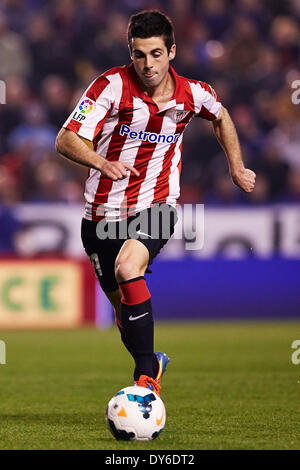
[127,10,175,53]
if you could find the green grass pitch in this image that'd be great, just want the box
[0,322,300,450]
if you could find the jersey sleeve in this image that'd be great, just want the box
[63,75,114,141]
[191,81,222,121]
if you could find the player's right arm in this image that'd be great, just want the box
[55,75,139,181]
[55,129,139,181]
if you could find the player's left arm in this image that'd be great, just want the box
[212,106,256,193]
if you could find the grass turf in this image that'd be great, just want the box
[0,322,300,450]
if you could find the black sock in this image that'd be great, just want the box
[121,298,157,381]
[118,323,134,356]
[119,277,158,381]
[117,311,159,379]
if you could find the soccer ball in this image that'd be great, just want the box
[106,386,166,441]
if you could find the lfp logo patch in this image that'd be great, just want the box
[79,99,94,114]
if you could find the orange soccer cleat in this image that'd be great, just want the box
[136,375,162,397]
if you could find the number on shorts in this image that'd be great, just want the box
[90,253,102,278]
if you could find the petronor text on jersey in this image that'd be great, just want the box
[120,124,180,144]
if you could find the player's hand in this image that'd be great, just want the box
[231,167,256,192]
[98,160,140,181]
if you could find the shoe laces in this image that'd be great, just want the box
[137,375,161,397]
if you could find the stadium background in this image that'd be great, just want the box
[0,0,299,326]
[0,0,300,326]
[0,0,300,452]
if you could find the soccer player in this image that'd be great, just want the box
[55,10,256,396]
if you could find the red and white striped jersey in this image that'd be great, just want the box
[63,63,221,221]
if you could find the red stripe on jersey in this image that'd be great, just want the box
[65,119,82,134]
[177,156,182,177]
[183,79,198,111]
[153,112,193,203]
[123,111,165,207]
[198,105,218,121]
[199,81,220,101]
[86,76,110,101]
[197,81,220,120]
[65,75,111,138]
[92,104,113,142]
[91,72,133,220]
[102,66,128,80]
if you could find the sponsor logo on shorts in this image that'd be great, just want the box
[120,124,180,144]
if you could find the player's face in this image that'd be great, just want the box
[130,36,176,89]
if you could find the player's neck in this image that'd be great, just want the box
[141,71,174,101]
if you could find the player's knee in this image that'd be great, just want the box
[115,259,136,282]
[115,256,147,283]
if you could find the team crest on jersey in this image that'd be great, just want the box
[175,110,190,123]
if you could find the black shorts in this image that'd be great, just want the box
[81,203,177,293]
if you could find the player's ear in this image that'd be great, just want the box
[168,44,176,61]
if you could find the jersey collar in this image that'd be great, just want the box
[127,63,194,113]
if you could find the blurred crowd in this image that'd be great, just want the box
[0,0,300,208]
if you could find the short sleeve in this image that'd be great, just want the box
[63,75,114,141]
[189,81,222,121]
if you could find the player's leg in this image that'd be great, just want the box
[105,288,134,356]
[105,288,121,325]
[81,211,173,391]
[105,286,169,389]
[115,238,149,280]
[114,238,159,382]
[80,218,133,356]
